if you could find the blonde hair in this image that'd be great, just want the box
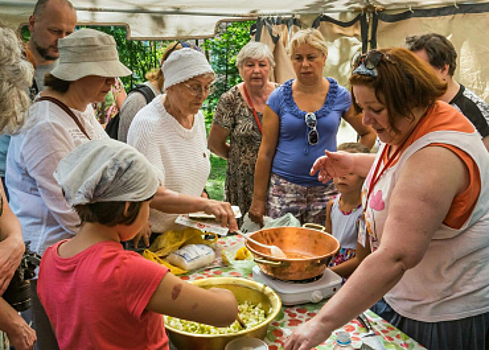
[288,29,328,57]
[0,27,34,133]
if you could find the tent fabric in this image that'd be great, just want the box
[375,3,489,101]
[3,0,489,39]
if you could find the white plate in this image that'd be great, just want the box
[188,205,242,219]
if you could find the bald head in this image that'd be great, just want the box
[28,0,77,65]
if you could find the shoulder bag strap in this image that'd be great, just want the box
[37,96,91,140]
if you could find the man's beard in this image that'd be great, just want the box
[33,39,58,61]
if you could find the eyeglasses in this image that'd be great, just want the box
[305,112,319,145]
[183,82,215,97]
[163,40,203,61]
[351,50,392,77]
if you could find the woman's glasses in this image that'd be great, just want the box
[305,112,319,145]
[163,40,203,61]
[183,82,215,97]
[351,50,392,77]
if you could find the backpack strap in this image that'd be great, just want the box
[129,84,156,104]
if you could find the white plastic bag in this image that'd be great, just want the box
[167,244,215,270]
[240,213,273,234]
[263,213,301,229]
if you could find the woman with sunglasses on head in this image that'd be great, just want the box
[117,41,199,143]
[285,48,489,350]
[127,48,237,236]
[249,29,375,226]
[208,42,279,219]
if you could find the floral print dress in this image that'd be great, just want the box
[212,84,279,216]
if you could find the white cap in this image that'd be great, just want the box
[162,48,214,91]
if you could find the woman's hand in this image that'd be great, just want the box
[284,317,331,350]
[7,320,37,350]
[133,221,152,248]
[310,151,355,184]
[202,200,238,232]
[248,200,266,226]
[0,235,24,295]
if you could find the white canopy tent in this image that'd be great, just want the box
[2,0,489,99]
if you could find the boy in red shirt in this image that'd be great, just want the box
[38,139,238,350]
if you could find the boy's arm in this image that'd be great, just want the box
[146,272,238,327]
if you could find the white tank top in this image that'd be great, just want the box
[363,129,489,322]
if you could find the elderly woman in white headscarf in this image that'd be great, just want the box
[6,28,131,350]
[0,26,36,350]
[128,48,238,235]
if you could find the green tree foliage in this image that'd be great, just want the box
[201,21,253,126]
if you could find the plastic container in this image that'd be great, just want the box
[224,337,268,350]
[333,331,355,349]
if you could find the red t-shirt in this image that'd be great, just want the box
[38,240,169,350]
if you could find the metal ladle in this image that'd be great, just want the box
[236,230,287,259]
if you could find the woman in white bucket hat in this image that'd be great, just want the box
[6,28,131,350]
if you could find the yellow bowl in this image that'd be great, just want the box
[164,277,282,350]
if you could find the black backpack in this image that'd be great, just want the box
[105,84,156,139]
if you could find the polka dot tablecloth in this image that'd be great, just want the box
[179,235,427,350]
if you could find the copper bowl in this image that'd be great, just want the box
[164,277,281,350]
[245,226,340,280]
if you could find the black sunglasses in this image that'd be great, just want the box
[305,112,319,145]
[163,40,203,61]
[351,50,392,77]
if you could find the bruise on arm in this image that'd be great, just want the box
[171,283,183,300]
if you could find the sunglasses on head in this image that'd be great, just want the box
[305,112,319,145]
[163,40,203,61]
[351,50,392,77]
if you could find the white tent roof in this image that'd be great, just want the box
[2,0,489,39]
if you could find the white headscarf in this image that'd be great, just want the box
[54,139,158,206]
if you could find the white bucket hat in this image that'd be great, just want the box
[162,48,214,91]
[50,28,131,82]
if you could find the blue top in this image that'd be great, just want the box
[267,78,351,186]
[0,135,10,178]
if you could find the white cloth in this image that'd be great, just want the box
[330,194,362,250]
[54,139,159,206]
[6,100,107,256]
[364,128,489,322]
[127,95,210,233]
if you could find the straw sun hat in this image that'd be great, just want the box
[50,28,131,82]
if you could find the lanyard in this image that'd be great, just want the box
[366,106,432,206]
[243,83,263,134]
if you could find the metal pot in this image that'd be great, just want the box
[245,226,340,281]
[165,277,281,350]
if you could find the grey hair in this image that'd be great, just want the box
[236,42,275,69]
[0,27,34,133]
[288,29,328,57]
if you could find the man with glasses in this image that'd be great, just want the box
[127,48,237,238]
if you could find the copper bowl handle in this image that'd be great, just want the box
[254,257,290,267]
[302,223,330,234]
